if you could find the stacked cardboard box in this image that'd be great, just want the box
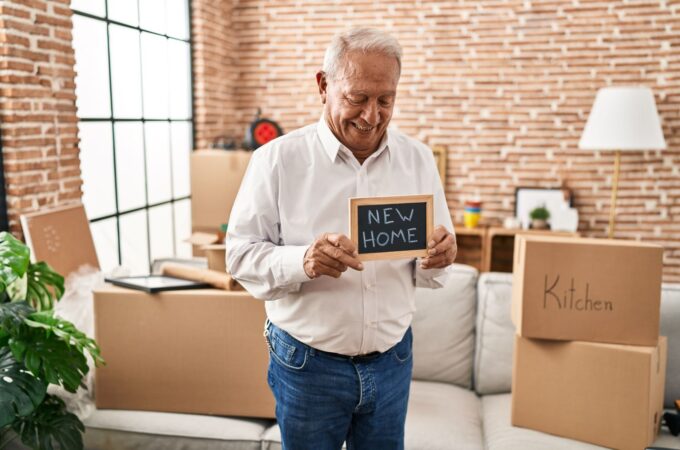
[94,286,275,418]
[189,150,252,256]
[94,150,268,417]
[511,235,667,450]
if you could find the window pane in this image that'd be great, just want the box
[109,25,143,119]
[72,15,110,118]
[168,40,191,119]
[91,218,119,273]
[141,33,169,119]
[79,122,116,219]
[173,199,191,258]
[170,122,191,198]
[166,0,189,40]
[145,122,172,204]
[108,0,139,26]
[71,0,105,17]
[139,0,166,35]
[114,122,146,211]
[120,210,149,274]
[149,204,174,261]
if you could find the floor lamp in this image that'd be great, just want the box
[578,87,666,239]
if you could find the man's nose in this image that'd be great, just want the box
[361,100,379,125]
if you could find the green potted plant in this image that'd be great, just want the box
[529,205,551,230]
[0,231,104,450]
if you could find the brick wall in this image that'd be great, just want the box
[0,0,80,238]
[192,0,680,282]
[191,0,239,149]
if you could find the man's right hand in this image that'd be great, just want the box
[303,233,364,279]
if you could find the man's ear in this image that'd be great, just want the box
[316,71,328,104]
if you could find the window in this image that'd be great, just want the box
[71,0,193,274]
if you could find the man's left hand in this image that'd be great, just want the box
[420,225,457,270]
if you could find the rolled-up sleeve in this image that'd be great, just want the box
[226,149,310,300]
[414,150,456,288]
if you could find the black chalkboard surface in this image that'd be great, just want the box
[349,195,433,261]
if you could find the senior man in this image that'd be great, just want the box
[227,28,456,449]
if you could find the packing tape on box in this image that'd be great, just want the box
[161,263,243,291]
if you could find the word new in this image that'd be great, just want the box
[543,275,614,312]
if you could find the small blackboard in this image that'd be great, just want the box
[349,195,433,261]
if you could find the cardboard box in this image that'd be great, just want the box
[20,203,99,278]
[512,235,663,346]
[94,286,274,418]
[512,335,667,450]
[190,149,252,231]
[203,244,227,273]
[185,230,222,257]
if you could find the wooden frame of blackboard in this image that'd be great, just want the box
[349,194,434,261]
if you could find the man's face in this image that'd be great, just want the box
[317,51,400,156]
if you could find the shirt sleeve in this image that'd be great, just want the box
[226,148,311,300]
[413,148,456,289]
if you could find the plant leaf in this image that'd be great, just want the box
[12,394,84,450]
[25,263,64,312]
[0,347,47,429]
[0,232,30,297]
[0,302,32,337]
[8,327,88,393]
[24,312,105,368]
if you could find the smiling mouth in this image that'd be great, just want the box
[352,122,375,132]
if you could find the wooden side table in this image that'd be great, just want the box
[454,225,580,273]
[453,226,487,272]
[482,228,579,273]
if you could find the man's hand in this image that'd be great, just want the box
[304,233,364,279]
[420,225,457,269]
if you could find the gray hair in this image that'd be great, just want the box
[322,28,402,80]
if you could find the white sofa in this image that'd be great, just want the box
[80,265,680,450]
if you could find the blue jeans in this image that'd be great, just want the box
[265,321,413,450]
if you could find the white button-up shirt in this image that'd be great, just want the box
[226,118,454,355]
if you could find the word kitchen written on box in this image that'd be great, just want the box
[349,195,433,261]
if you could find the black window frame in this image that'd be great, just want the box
[71,0,195,271]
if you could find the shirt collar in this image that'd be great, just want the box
[317,116,392,163]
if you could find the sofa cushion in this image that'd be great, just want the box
[83,409,271,450]
[482,394,680,450]
[262,380,484,450]
[412,263,478,388]
[661,283,680,407]
[83,428,264,450]
[473,272,514,395]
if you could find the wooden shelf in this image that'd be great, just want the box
[455,225,579,273]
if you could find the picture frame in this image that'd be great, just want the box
[514,187,572,230]
[105,275,212,293]
[431,145,447,184]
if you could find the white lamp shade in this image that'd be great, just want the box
[579,86,667,151]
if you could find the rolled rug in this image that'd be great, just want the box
[161,262,243,291]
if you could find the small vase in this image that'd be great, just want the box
[531,219,549,230]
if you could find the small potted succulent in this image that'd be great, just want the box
[0,231,104,450]
[529,205,551,230]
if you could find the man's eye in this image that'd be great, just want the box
[379,97,394,107]
[346,96,366,105]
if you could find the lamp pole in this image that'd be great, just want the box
[608,150,621,239]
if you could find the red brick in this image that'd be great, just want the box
[0,5,31,19]
[35,14,69,28]
[0,32,31,47]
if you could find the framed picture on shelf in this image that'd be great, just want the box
[431,145,447,184]
[514,187,573,230]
